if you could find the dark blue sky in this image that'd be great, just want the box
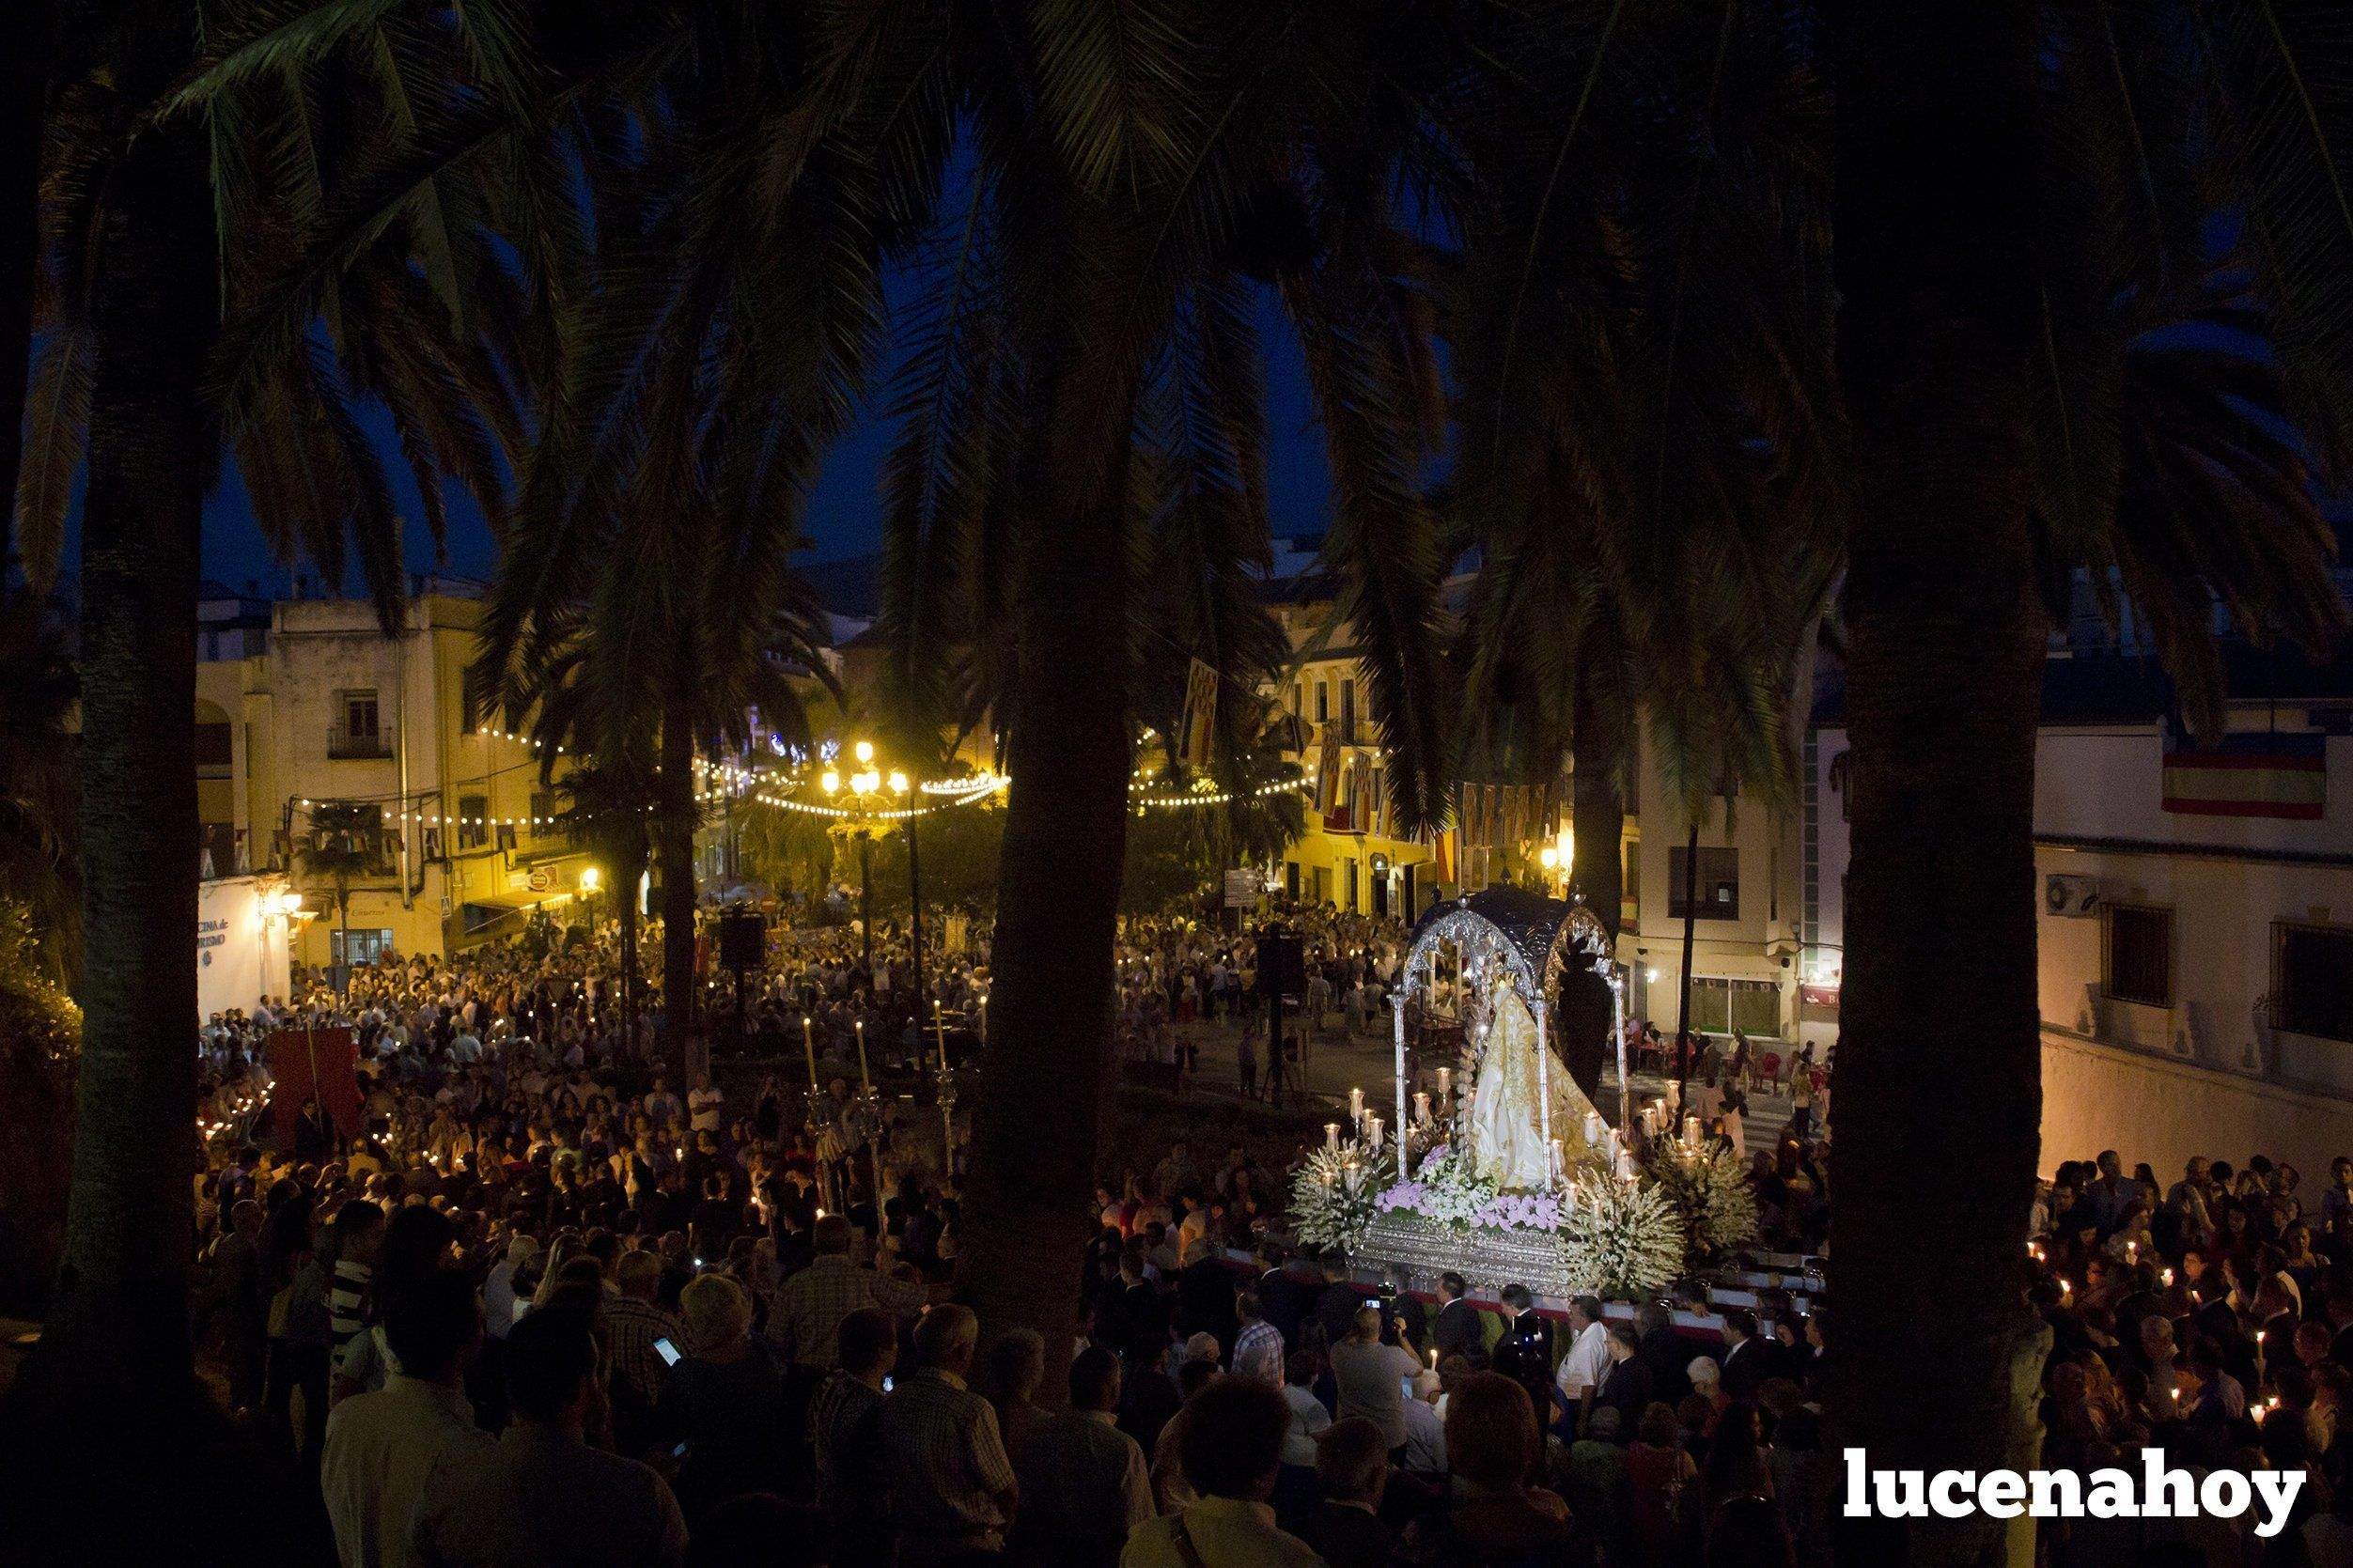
[196,286,1334,598]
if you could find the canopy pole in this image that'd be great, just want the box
[1392,994,1409,1179]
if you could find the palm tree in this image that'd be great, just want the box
[8,0,563,1408]
[792,1,1459,1357]
[466,6,880,1083]
[554,758,656,1039]
[1826,9,2348,1550]
[1443,3,1836,1083]
[300,800,382,986]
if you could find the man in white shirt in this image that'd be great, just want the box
[686,1072,724,1133]
[1553,1295,1611,1434]
[322,1273,491,1568]
[482,1234,538,1341]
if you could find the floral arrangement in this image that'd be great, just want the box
[1288,1139,1395,1254]
[1377,1144,1568,1234]
[1645,1140,1759,1263]
[1561,1174,1687,1297]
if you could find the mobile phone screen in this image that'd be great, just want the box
[655,1337,681,1366]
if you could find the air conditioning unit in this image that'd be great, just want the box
[2045,873,2100,919]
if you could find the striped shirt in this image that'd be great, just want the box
[1233,1319,1286,1387]
[330,1260,371,1351]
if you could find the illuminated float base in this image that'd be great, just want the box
[1348,1211,1591,1300]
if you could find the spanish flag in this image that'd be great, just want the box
[2160,732,2326,820]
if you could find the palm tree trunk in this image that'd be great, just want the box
[1568,666,1625,941]
[619,865,641,1042]
[1829,5,2049,1563]
[0,1,50,517]
[1675,818,1698,1098]
[38,87,216,1394]
[956,422,1134,1374]
[657,698,697,1085]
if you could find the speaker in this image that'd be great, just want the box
[716,907,768,970]
[1258,933,1305,998]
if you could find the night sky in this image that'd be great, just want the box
[190,285,1334,601]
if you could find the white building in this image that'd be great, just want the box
[196,874,299,1019]
[1813,646,2353,1178]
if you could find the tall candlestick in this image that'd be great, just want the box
[856,1019,871,1091]
[934,998,949,1071]
[803,1016,818,1092]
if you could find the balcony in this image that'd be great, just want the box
[327,722,396,760]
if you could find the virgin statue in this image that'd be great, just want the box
[1463,978,1604,1189]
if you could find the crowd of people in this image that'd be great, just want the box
[178,890,2353,1567]
[2021,1148,2353,1561]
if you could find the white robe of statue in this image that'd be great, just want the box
[1465,983,1603,1189]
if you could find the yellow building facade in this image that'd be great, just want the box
[195,582,596,968]
[1263,582,1436,918]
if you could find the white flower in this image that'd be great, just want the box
[1561,1176,1686,1298]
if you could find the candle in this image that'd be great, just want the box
[1684,1115,1701,1146]
[1584,1110,1604,1146]
[1326,1122,1341,1153]
[1365,1115,1383,1150]
[1413,1092,1431,1125]
[1436,1067,1453,1104]
[1614,1147,1637,1182]
[935,1000,949,1072]
[1348,1086,1365,1126]
[1550,1138,1564,1183]
[803,1016,818,1092]
[855,1019,871,1091]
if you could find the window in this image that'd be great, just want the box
[1340,679,1357,741]
[331,928,395,968]
[2277,923,2353,1042]
[530,790,555,839]
[1668,846,1741,921]
[1316,682,1330,722]
[458,793,489,851]
[2106,905,2174,1008]
[331,689,386,757]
